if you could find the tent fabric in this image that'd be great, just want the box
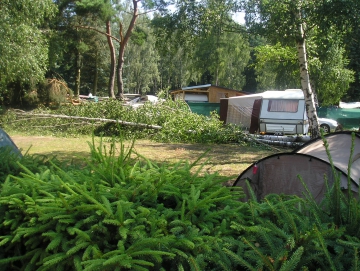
[249,99,261,134]
[234,153,355,203]
[0,128,21,156]
[233,131,360,202]
[294,131,360,186]
[226,93,263,128]
[339,101,360,109]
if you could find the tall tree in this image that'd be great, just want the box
[0,0,56,104]
[73,0,168,99]
[74,0,117,98]
[106,19,117,98]
[320,0,360,102]
[113,0,168,98]
[193,27,250,89]
[152,0,250,90]
[123,18,160,94]
[116,0,139,99]
[253,37,353,105]
[242,0,343,137]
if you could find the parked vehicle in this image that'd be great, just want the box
[220,89,342,135]
[125,95,160,108]
[318,118,342,133]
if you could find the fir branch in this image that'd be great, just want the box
[313,226,337,271]
[72,183,112,216]
[278,246,303,271]
[41,252,69,268]
[242,237,274,270]
[82,259,106,271]
[66,242,90,257]
[188,255,202,271]
[223,247,257,271]
[45,234,62,252]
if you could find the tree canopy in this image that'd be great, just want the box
[0,0,56,103]
[0,0,359,109]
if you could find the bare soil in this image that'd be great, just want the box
[10,134,288,180]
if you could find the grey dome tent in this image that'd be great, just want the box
[233,131,360,203]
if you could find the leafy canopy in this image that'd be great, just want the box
[0,0,57,91]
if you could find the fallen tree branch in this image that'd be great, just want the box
[29,121,96,128]
[14,111,162,130]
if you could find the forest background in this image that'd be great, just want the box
[1,0,359,109]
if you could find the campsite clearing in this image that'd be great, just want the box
[10,134,287,179]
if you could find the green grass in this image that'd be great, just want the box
[9,134,286,180]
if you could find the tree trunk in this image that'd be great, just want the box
[106,20,116,99]
[116,0,139,99]
[93,51,98,95]
[74,48,81,97]
[297,22,320,139]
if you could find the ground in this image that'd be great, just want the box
[10,135,287,180]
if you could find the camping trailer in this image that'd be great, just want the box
[220,89,309,134]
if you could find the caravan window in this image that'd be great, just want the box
[267,99,299,112]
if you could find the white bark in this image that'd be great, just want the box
[297,22,320,138]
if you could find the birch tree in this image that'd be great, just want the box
[243,0,323,137]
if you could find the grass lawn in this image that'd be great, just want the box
[9,134,288,181]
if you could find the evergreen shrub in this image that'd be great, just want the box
[1,134,360,270]
[0,146,50,183]
[0,137,248,270]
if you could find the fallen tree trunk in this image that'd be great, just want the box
[14,111,162,130]
[253,139,304,148]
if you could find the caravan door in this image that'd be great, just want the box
[259,98,309,134]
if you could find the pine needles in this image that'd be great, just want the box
[1,133,360,270]
[0,136,246,270]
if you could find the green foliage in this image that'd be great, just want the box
[1,132,360,269]
[254,43,299,91]
[0,100,248,144]
[244,0,356,104]
[0,0,57,103]
[0,136,246,270]
[0,146,50,184]
[228,132,360,270]
[308,31,355,106]
[253,39,354,105]
[193,29,250,90]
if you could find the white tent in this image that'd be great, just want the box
[339,101,360,109]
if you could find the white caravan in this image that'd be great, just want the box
[220,89,310,134]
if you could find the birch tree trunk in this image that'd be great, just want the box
[297,22,320,138]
